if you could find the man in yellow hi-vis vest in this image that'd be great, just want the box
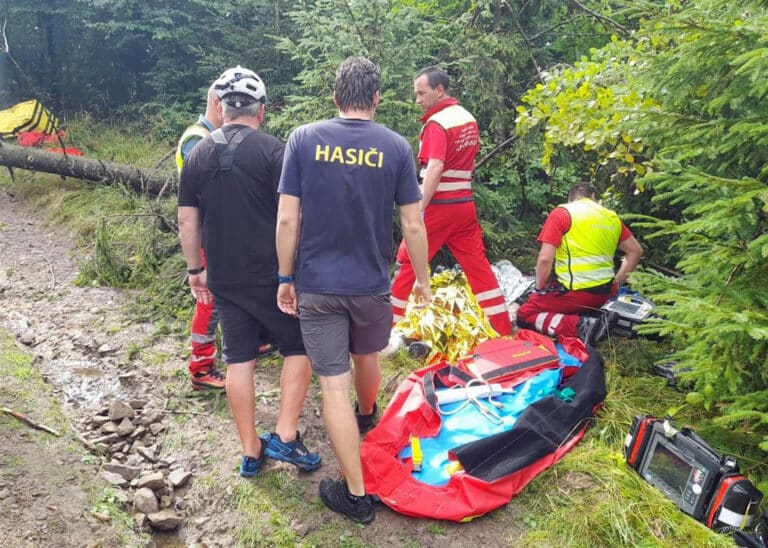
[517,183,643,346]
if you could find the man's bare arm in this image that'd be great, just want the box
[275,194,301,315]
[178,206,203,269]
[615,236,643,286]
[418,158,445,212]
[399,201,432,305]
[535,243,557,290]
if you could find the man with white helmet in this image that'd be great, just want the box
[178,66,320,477]
[176,79,275,392]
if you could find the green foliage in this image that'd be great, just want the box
[270,0,443,138]
[515,0,768,449]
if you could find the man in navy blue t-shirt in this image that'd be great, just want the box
[276,57,431,524]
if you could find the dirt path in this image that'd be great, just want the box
[0,187,527,547]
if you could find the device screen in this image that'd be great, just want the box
[605,300,640,315]
[647,442,693,496]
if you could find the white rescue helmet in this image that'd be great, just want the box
[214,65,266,106]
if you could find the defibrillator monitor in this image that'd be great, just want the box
[626,416,764,533]
[637,423,719,520]
[601,294,654,322]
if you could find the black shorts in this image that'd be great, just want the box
[297,292,392,377]
[211,284,305,364]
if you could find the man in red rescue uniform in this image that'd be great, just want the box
[390,66,512,336]
[517,183,643,344]
[176,84,227,390]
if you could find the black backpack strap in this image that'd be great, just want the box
[423,365,474,411]
[211,126,254,171]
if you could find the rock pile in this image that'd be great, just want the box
[83,398,191,532]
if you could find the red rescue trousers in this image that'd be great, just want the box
[516,286,615,339]
[188,251,218,375]
[391,201,512,336]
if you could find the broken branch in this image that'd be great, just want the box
[1,407,60,436]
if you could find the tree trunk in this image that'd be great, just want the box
[0,142,172,195]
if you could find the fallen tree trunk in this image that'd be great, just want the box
[0,141,172,195]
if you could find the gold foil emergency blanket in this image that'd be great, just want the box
[394,270,497,364]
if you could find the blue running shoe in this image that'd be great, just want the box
[240,438,267,478]
[261,431,321,471]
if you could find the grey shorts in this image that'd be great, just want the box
[297,292,392,377]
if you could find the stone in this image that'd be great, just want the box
[137,471,165,491]
[100,422,118,434]
[113,490,131,506]
[168,469,191,488]
[108,401,135,422]
[159,456,177,467]
[174,498,188,512]
[137,446,157,463]
[90,415,111,427]
[110,441,126,453]
[103,463,141,482]
[129,399,148,409]
[97,343,113,356]
[149,423,165,436]
[92,433,120,445]
[160,495,172,509]
[116,418,135,437]
[133,488,159,514]
[130,479,139,489]
[101,471,128,488]
[147,509,182,531]
[126,454,143,467]
[130,425,147,439]
[295,523,311,537]
[20,330,36,345]
[133,512,149,531]
[138,409,163,427]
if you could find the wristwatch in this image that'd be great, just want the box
[187,266,205,275]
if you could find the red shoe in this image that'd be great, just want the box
[191,365,226,390]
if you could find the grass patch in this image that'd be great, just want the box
[0,330,66,430]
[517,442,729,547]
[234,470,306,546]
[513,337,764,546]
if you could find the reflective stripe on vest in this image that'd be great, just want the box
[555,198,621,290]
[442,169,472,178]
[175,123,211,173]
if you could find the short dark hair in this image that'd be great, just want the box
[334,57,380,111]
[415,66,450,92]
[569,183,598,201]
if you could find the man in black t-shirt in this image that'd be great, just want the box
[178,66,320,478]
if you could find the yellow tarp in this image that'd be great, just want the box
[0,99,59,139]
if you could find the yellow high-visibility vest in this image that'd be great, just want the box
[555,198,621,290]
[175,122,211,173]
